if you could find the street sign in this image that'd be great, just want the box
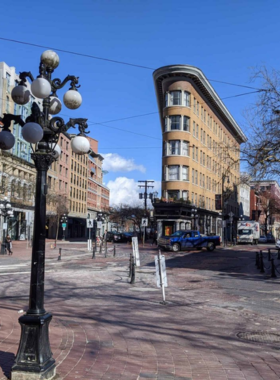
[97,221,102,229]
[141,218,148,227]
[87,219,94,228]
[3,223,7,230]
[132,237,140,266]
[62,223,67,228]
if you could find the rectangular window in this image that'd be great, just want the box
[170,91,181,105]
[170,140,180,155]
[170,115,181,130]
[165,117,168,131]
[192,169,194,184]
[192,145,195,160]
[201,106,203,120]
[6,72,11,93]
[193,121,196,136]
[196,147,198,161]
[182,190,188,200]
[193,97,196,113]
[165,93,168,107]
[183,116,190,131]
[182,141,189,156]
[196,124,199,139]
[197,101,199,115]
[183,91,190,107]
[168,165,179,180]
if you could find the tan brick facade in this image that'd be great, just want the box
[154,65,247,215]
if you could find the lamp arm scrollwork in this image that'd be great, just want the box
[51,75,80,95]
[65,118,89,136]
[19,71,35,85]
[0,114,25,131]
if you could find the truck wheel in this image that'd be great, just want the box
[172,243,181,252]
[207,242,215,252]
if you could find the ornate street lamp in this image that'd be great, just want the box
[0,197,14,254]
[60,213,68,241]
[191,207,197,230]
[0,50,90,380]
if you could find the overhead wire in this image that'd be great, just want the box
[0,36,266,91]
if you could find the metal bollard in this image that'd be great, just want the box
[104,241,107,258]
[278,249,280,260]
[268,249,271,261]
[260,251,265,273]
[58,248,62,261]
[113,245,116,257]
[255,252,260,268]
[130,255,135,284]
[271,258,277,278]
[92,238,96,259]
[128,253,132,277]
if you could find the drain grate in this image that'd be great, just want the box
[237,331,280,344]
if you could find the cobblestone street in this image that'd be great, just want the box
[1,241,280,379]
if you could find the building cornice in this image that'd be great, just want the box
[153,65,247,144]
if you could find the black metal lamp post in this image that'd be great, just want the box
[0,197,14,254]
[206,215,211,235]
[60,213,68,241]
[0,50,90,380]
[191,206,197,229]
[222,174,230,247]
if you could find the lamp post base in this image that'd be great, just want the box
[11,313,56,380]
[0,243,7,255]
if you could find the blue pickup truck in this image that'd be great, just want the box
[157,230,220,252]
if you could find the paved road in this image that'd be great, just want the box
[0,241,280,379]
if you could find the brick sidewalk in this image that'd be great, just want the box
[0,243,280,379]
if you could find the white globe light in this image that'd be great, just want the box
[11,85,31,105]
[31,77,51,99]
[63,90,82,110]
[71,136,90,155]
[7,204,11,209]
[40,50,60,69]
[49,143,61,156]
[0,131,15,150]
[49,96,62,115]
[22,122,43,143]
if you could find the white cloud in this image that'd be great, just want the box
[106,177,161,207]
[102,153,146,173]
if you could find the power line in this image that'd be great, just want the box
[0,36,265,91]
[0,37,154,71]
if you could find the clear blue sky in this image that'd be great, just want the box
[0,0,279,205]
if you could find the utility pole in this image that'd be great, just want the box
[138,180,154,213]
[138,180,154,243]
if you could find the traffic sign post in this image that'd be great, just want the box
[155,250,168,304]
[87,219,94,251]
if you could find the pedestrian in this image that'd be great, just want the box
[5,235,12,255]
[152,230,158,246]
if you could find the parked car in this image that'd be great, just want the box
[104,231,124,243]
[258,235,268,244]
[157,230,220,252]
[275,239,280,249]
[266,234,276,243]
[120,232,133,242]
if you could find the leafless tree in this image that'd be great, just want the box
[109,204,145,233]
[241,66,280,179]
[46,192,69,243]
